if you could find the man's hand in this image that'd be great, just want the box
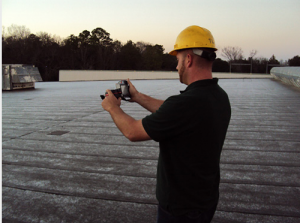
[101,89,122,112]
[127,79,140,102]
[100,87,151,142]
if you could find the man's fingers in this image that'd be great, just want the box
[106,89,112,96]
[127,79,137,93]
[127,79,136,90]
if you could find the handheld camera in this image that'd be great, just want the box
[100,80,131,101]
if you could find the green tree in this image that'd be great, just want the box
[119,40,142,70]
[251,57,268,73]
[142,44,164,70]
[36,32,61,81]
[63,28,114,70]
[288,55,300,66]
[212,58,229,72]
[91,28,114,70]
[77,30,93,69]
[2,26,63,81]
[268,55,280,64]
[267,55,280,73]
[63,34,80,69]
[90,27,112,46]
[161,53,177,71]
[109,40,122,70]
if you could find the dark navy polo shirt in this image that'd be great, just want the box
[142,78,231,215]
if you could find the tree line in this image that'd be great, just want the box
[220,46,300,74]
[2,25,300,81]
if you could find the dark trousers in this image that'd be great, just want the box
[157,204,217,223]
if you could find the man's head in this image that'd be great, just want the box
[170,25,217,85]
[176,49,215,84]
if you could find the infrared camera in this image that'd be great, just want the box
[100,80,131,101]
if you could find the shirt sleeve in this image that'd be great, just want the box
[142,95,188,142]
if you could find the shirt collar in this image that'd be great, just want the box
[180,78,218,94]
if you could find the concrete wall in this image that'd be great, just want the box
[59,70,179,81]
[270,67,300,88]
[59,70,272,82]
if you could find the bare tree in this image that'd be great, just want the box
[249,50,258,59]
[36,32,55,46]
[6,24,31,40]
[2,26,6,38]
[221,46,243,62]
[136,41,151,54]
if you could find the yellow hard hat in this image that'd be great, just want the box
[169,25,217,56]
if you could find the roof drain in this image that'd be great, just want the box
[48,131,70,136]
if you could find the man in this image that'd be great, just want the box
[102,25,231,223]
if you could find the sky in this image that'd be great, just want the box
[2,0,300,61]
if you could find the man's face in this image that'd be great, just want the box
[176,52,187,84]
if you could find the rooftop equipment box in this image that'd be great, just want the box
[2,64,43,90]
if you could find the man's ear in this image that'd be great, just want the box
[186,53,193,68]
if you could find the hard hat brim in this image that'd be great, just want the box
[169,25,217,56]
[169,47,218,56]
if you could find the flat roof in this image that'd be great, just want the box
[2,78,300,222]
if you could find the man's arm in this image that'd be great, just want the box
[127,79,164,113]
[101,90,151,142]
